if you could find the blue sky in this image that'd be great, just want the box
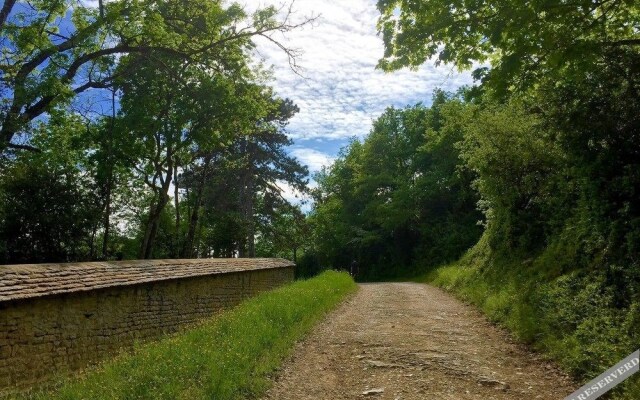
[246,0,473,202]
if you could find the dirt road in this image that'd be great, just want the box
[263,283,576,399]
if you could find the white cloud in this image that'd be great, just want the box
[290,147,335,173]
[275,179,313,212]
[276,180,299,203]
[250,0,473,144]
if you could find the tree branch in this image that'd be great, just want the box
[0,0,17,31]
[1,3,317,149]
[46,30,71,41]
[6,142,41,152]
[605,39,640,47]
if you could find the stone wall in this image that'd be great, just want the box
[0,258,295,392]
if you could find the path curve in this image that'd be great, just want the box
[263,283,576,399]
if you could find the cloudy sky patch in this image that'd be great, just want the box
[251,0,472,169]
[289,147,335,174]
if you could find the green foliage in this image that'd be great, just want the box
[420,239,639,399]
[532,48,640,281]
[0,160,99,263]
[0,0,302,149]
[13,271,356,400]
[458,99,566,251]
[310,92,483,279]
[0,116,101,263]
[0,1,311,264]
[378,0,640,94]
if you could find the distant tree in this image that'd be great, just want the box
[256,202,310,263]
[0,115,100,263]
[310,92,482,278]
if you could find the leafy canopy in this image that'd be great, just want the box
[0,0,309,151]
[377,0,640,92]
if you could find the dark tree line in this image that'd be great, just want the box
[308,92,483,278]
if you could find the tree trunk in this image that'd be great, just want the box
[139,191,171,259]
[102,89,116,259]
[195,214,205,257]
[139,144,174,259]
[237,179,255,258]
[173,162,180,257]
[238,137,255,258]
[181,156,212,258]
[88,223,98,260]
[101,170,112,259]
[139,202,158,259]
[182,202,201,258]
[246,177,256,257]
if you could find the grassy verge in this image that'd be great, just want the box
[15,270,356,400]
[416,237,639,399]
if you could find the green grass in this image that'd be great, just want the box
[14,271,356,400]
[415,237,639,399]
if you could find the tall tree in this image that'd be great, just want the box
[116,53,252,259]
[177,80,272,258]
[235,97,308,257]
[180,95,308,258]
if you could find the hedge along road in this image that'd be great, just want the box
[263,283,577,399]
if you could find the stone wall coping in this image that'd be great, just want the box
[0,258,295,302]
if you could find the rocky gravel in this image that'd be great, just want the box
[263,282,576,400]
